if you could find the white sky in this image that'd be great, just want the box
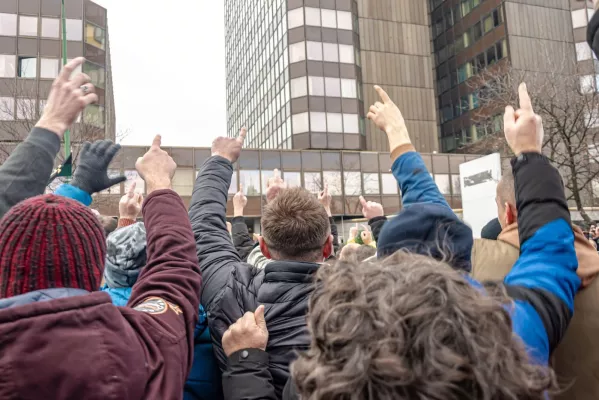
[93,0,226,148]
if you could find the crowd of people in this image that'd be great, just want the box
[0,5,599,400]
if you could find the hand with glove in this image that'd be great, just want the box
[72,140,126,194]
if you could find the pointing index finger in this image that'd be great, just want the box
[374,85,391,104]
[237,127,247,144]
[127,181,136,197]
[58,57,85,83]
[518,83,533,113]
[359,195,367,207]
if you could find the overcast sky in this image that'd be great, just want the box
[92,0,226,147]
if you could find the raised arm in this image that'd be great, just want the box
[189,129,247,308]
[360,196,387,243]
[318,184,339,255]
[367,86,449,209]
[232,185,255,262]
[0,57,98,218]
[503,84,580,364]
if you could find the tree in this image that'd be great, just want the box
[461,44,599,223]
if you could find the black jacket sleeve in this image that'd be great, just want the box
[231,216,256,262]
[0,128,61,219]
[588,9,599,60]
[330,217,340,255]
[222,349,277,400]
[368,216,388,243]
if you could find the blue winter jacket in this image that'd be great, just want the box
[378,151,580,365]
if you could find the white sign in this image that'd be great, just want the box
[459,153,502,238]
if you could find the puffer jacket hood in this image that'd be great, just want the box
[104,222,147,288]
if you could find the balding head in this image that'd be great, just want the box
[495,172,517,229]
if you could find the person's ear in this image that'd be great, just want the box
[506,202,516,225]
[323,235,334,260]
[259,237,273,260]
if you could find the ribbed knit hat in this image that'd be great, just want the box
[0,194,106,298]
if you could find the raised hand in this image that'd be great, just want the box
[119,181,143,220]
[504,83,543,156]
[266,168,287,203]
[71,140,126,195]
[318,183,332,217]
[233,185,248,217]
[367,85,411,153]
[594,0,599,10]
[135,135,177,194]
[36,57,98,138]
[222,305,269,357]
[359,196,384,220]
[212,128,246,163]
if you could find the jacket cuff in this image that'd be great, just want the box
[27,127,61,156]
[227,348,269,366]
[368,216,387,226]
[118,218,136,228]
[231,216,245,225]
[390,144,416,163]
[54,184,92,206]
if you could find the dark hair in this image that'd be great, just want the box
[292,251,556,400]
[262,187,330,261]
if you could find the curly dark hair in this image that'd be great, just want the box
[292,251,557,400]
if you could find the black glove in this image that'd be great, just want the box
[71,140,126,194]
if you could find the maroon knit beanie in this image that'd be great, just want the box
[0,194,106,298]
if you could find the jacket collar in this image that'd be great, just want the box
[0,288,89,310]
[497,223,520,248]
[263,260,320,284]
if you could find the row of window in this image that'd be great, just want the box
[0,97,104,128]
[431,0,492,38]
[440,114,503,152]
[291,76,358,99]
[288,7,353,31]
[292,112,361,134]
[0,55,105,87]
[289,40,356,64]
[440,92,480,124]
[0,13,105,49]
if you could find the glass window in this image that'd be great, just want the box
[18,57,36,78]
[382,173,398,194]
[434,174,451,195]
[65,19,82,41]
[289,41,306,63]
[85,23,105,50]
[486,46,497,65]
[84,104,105,128]
[172,169,194,196]
[63,58,82,78]
[229,172,238,194]
[288,7,304,29]
[363,173,380,194]
[344,171,361,195]
[307,41,323,61]
[83,62,105,89]
[323,43,339,62]
[40,58,59,79]
[451,174,461,196]
[304,172,321,193]
[284,171,301,187]
[310,112,327,131]
[261,170,274,194]
[483,14,493,33]
[323,171,342,195]
[240,170,261,196]
[19,16,37,36]
[341,79,357,98]
[321,9,336,28]
[0,97,14,120]
[327,113,343,133]
[305,7,321,26]
[125,171,145,194]
[325,77,341,97]
[339,44,354,63]
[577,42,593,61]
[292,112,309,134]
[0,14,17,36]
[291,76,307,98]
[337,11,352,30]
[41,18,59,38]
[343,114,360,133]
[0,55,15,78]
[308,76,325,96]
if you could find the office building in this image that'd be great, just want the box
[225,0,440,153]
[0,0,114,161]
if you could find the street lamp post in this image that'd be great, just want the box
[61,0,71,162]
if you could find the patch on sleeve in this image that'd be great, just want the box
[134,297,169,315]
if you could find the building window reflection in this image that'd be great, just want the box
[363,173,380,194]
[284,171,301,187]
[240,170,261,196]
[344,171,362,196]
[125,170,145,194]
[323,171,342,195]
[434,174,451,195]
[304,172,321,194]
[85,22,106,50]
[381,173,398,195]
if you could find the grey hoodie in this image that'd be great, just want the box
[104,222,147,288]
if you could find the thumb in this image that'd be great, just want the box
[254,305,267,332]
[109,175,127,187]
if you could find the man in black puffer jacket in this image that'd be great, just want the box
[189,130,334,398]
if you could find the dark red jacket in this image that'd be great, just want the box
[0,190,202,400]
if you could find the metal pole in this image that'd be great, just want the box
[61,0,71,160]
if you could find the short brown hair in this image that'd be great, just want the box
[292,252,556,399]
[262,187,330,261]
[497,171,516,207]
